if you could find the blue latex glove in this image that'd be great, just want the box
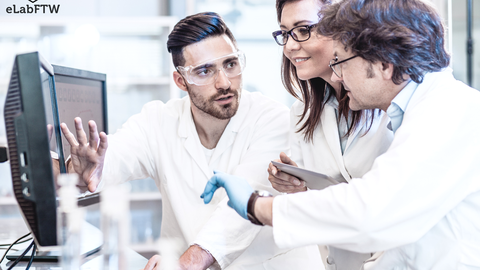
[201,171,254,220]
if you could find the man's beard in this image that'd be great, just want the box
[187,85,241,120]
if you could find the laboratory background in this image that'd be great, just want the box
[0,0,478,260]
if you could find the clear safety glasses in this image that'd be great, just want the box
[176,51,246,86]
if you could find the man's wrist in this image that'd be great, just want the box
[254,197,274,227]
[247,192,263,225]
[247,190,272,226]
[178,244,215,270]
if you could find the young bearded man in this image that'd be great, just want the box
[61,12,323,270]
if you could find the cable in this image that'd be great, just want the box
[6,240,34,270]
[25,241,36,270]
[0,233,31,264]
[0,238,33,247]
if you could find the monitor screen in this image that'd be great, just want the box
[4,52,65,247]
[52,65,108,160]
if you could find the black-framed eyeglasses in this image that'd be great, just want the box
[329,55,360,78]
[272,24,317,46]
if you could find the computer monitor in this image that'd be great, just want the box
[4,52,65,247]
[4,54,106,262]
[52,65,108,160]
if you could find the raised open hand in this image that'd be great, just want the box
[60,117,108,192]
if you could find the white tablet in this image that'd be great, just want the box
[271,161,343,190]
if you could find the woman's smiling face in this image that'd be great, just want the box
[280,0,334,81]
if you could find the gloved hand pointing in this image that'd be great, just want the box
[201,171,253,220]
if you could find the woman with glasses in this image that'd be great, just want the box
[267,0,393,269]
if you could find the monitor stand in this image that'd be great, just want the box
[6,221,103,262]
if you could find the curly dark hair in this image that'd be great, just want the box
[317,0,450,84]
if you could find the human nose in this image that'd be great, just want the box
[215,69,232,89]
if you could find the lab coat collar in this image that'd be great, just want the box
[209,91,249,163]
[177,92,248,178]
[178,96,193,138]
[324,87,364,156]
[345,119,367,153]
[390,79,418,114]
[386,79,419,133]
[178,97,212,179]
[406,68,454,111]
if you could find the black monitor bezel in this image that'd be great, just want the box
[4,52,65,247]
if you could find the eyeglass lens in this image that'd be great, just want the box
[274,25,312,45]
[189,57,243,85]
[329,59,342,78]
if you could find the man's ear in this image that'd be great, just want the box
[173,71,188,92]
[380,62,394,80]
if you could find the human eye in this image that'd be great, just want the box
[293,26,311,39]
[225,59,238,69]
[195,67,213,77]
[297,26,310,35]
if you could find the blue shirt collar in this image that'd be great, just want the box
[386,79,419,133]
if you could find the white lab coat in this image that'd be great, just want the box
[290,98,393,184]
[273,69,480,269]
[290,98,394,270]
[101,91,324,270]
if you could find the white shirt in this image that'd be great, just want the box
[101,90,324,270]
[273,68,480,269]
[202,145,215,165]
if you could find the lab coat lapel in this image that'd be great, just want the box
[209,124,235,165]
[321,104,351,182]
[178,99,213,180]
[321,105,344,167]
[344,114,365,153]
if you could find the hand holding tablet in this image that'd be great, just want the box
[271,161,344,190]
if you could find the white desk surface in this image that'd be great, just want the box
[0,220,148,270]
[1,248,148,269]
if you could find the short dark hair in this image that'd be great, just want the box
[317,0,450,84]
[167,12,237,67]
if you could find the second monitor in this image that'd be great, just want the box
[52,65,108,159]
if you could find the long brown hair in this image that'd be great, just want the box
[276,0,376,143]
